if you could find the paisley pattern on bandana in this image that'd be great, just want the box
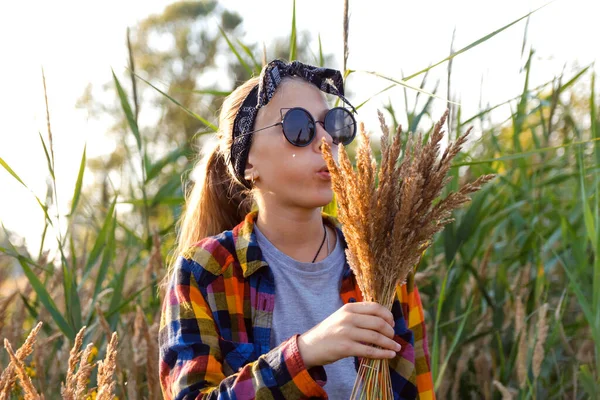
[230,59,357,189]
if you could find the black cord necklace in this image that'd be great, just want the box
[311,224,328,263]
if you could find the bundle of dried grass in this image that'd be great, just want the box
[321,109,496,399]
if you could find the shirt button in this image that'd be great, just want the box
[349,297,356,303]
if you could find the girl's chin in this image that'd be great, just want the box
[315,189,334,208]
[293,191,333,210]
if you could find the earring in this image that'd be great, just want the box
[245,173,256,187]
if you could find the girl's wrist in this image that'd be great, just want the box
[297,334,314,369]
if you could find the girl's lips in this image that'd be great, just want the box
[317,171,331,180]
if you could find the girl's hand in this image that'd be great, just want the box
[297,302,401,369]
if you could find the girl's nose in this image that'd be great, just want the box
[314,121,333,150]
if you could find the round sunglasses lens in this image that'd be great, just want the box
[283,109,315,146]
[324,108,356,145]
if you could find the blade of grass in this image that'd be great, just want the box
[410,80,438,134]
[116,220,146,248]
[192,88,232,97]
[121,197,184,207]
[435,296,475,391]
[350,69,459,106]
[105,252,132,329]
[145,147,188,183]
[356,83,395,110]
[105,281,155,319]
[432,257,456,382]
[69,144,86,216]
[57,236,82,332]
[0,156,27,187]
[537,228,598,340]
[404,2,553,81]
[453,136,600,167]
[41,68,55,168]
[520,15,530,61]
[0,247,52,273]
[578,150,597,252]
[318,33,324,67]
[356,2,555,108]
[127,27,140,122]
[114,67,150,239]
[134,72,218,132]
[19,255,74,340]
[579,365,599,398]
[37,221,49,261]
[151,173,183,207]
[218,24,252,76]
[512,49,534,153]
[38,132,55,181]
[192,130,218,141]
[80,197,117,286]
[495,332,507,378]
[235,38,262,74]
[2,223,74,339]
[307,45,320,66]
[579,102,600,372]
[289,0,297,61]
[591,69,600,375]
[91,213,117,303]
[69,233,77,276]
[383,98,399,133]
[0,156,53,225]
[447,27,456,137]
[113,70,141,151]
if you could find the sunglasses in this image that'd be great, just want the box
[237,107,357,147]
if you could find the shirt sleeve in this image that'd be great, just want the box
[159,256,328,400]
[395,272,435,400]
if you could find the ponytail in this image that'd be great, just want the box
[161,76,261,287]
[181,142,252,245]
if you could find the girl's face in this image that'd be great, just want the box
[246,77,339,210]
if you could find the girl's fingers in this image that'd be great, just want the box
[346,302,395,327]
[353,342,398,360]
[350,328,401,352]
[351,314,395,339]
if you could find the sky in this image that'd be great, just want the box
[0,0,598,254]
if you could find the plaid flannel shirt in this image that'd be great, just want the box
[159,210,435,399]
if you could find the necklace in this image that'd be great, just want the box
[311,224,328,263]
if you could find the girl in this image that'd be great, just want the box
[159,59,434,400]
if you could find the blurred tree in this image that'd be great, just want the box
[75,0,334,240]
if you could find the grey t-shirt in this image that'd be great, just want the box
[253,223,357,399]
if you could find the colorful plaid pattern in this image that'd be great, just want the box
[159,210,435,399]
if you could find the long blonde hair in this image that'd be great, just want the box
[162,76,260,287]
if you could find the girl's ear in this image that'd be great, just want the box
[244,151,259,182]
[244,161,258,182]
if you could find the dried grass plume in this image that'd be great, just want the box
[321,109,496,399]
[95,332,118,400]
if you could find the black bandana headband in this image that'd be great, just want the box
[229,59,357,189]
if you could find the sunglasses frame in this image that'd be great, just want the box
[237,106,357,147]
